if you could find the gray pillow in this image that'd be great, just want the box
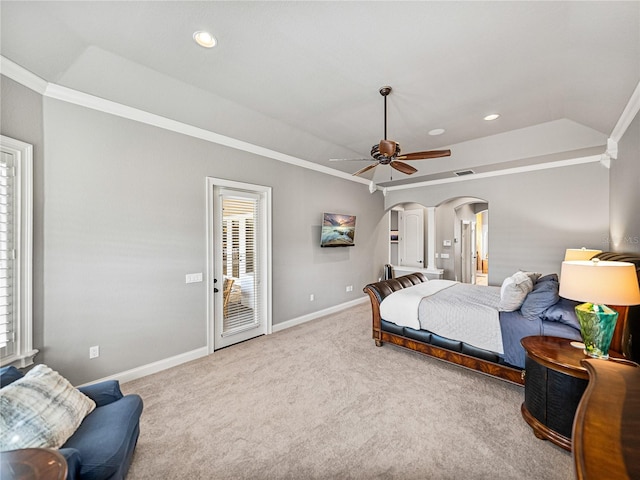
[521,279,560,319]
[499,271,534,312]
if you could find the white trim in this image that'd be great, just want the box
[272,296,368,333]
[4,54,638,192]
[384,155,603,192]
[610,80,640,142]
[0,57,48,94]
[79,296,366,386]
[76,347,209,387]
[0,136,36,368]
[0,55,368,187]
[42,85,369,185]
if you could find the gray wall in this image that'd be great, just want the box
[0,76,46,358]
[385,162,610,285]
[3,78,389,384]
[610,111,640,253]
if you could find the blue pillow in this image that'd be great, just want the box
[536,273,559,284]
[0,365,24,388]
[520,279,560,319]
[543,297,581,330]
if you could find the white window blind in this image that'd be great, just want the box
[222,195,260,336]
[0,152,15,358]
[0,136,35,368]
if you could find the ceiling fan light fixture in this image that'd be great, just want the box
[428,128,445,136]
[193,31,217,48]
[484,113,500,121]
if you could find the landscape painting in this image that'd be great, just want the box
[320,213,356,247]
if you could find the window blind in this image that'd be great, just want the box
[0,153,15,357]
[221,195,261,336]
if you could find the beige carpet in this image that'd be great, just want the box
[122,303,573,480]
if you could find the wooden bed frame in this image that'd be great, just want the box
[364,253,640,386]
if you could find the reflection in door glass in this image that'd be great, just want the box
[221,197,259,335]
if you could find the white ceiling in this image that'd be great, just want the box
[2,1,639,186]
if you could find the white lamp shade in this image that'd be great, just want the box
[564,248,602,261]
[560,260,640,306]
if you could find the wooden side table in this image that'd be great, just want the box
[520,336,622,451]
[0,448,67,480]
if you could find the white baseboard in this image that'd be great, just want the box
[272,296,368,333]
[78,346,209,387]
[79,298,367,387]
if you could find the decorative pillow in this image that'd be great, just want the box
[0,364,95,451]
[536,273,559,284]
[520,279,560,319]
[499,271,534,312]
[542,297,581,330]
[521,271,541,284]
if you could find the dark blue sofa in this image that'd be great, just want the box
[0,365,143,480]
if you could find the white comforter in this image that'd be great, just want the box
[379,280,504,354]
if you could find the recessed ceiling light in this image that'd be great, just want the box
[193,31,217,48]
[428,128,445,136]
[484,113,500,121]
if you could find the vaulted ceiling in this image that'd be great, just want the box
[2,1,639,187]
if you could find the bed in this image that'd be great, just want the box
[363,252,640,385]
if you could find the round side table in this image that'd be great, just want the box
[0,448,67,480]
[520,335,622,451]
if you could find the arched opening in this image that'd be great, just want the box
[385,197,489,284]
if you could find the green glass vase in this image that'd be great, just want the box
[574,303,618,359]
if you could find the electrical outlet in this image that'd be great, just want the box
[309,294,315,301]
[346,285,353,292]
[89,345,99,359]
[440,253,450,259]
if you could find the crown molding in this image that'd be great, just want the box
[1,55,369,188]
[384,155,603,192]
[3,54,636,193]
[610,80,640,142]
[0,56,47,94]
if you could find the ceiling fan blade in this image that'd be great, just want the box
[378,139,397,157]
[397,149,451,161]
[353,162,379,176]
[390,161,417,175]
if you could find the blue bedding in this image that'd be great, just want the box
[498,310,582,368]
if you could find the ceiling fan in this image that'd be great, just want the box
[331,86,451,177]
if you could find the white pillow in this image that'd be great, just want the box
[499,271,534,312]
[521,271,541,284]
[0,364,95,451]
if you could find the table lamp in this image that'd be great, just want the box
[559,259,640,359]
[564,247,602,261]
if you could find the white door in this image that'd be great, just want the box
[399,208,424,267]
[208,180,271,351]
[460,221,477,284]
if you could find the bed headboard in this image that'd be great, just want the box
[364,273,428,304]
[589,252,640,361]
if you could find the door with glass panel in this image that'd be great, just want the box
[212,185,269,350]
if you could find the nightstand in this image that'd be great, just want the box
[520,335,622,451]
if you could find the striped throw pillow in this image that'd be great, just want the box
[0,364,95,450]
